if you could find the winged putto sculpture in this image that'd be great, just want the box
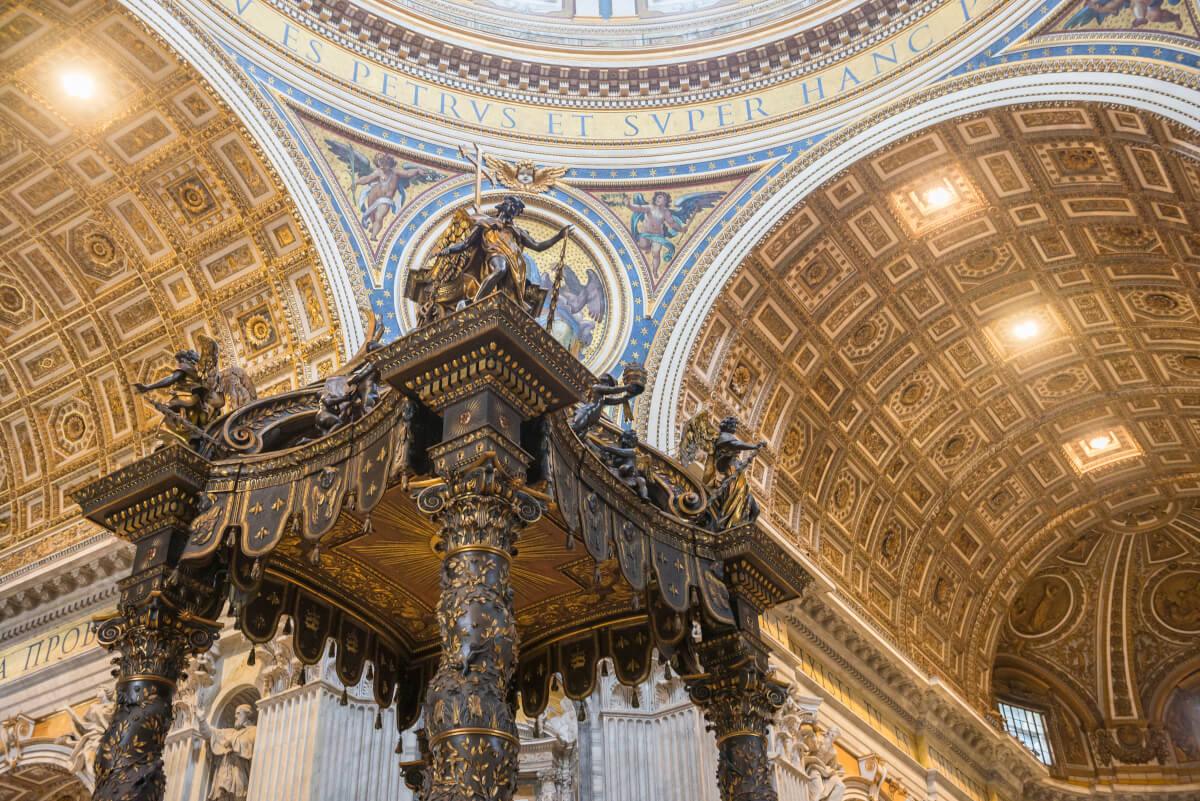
[482,155,569,194]
[134,333,256,449]
[678,410,764,530]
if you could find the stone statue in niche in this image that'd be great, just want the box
[200,704,257,801]
[58,688,115,779]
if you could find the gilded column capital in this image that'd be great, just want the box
[686,633,789,801]
[74,446,228,801]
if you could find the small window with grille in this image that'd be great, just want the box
[998,701,1054,765]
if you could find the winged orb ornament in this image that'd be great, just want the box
[483,155,569,194]
[134,333,257,449]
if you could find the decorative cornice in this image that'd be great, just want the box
[269,0,932,106]
[0,540,132,643]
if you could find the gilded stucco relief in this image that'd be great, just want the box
[0,1,345,563]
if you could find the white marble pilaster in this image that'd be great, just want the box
[597,693,717,801]
[244,671,409,801]
[163,729,207,801]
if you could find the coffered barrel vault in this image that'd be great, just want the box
[681,102,1200,736]
[0,0,347,563]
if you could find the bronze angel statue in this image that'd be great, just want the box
[134,333,256,448]
[405,195,570,322]
[678,411,764,530]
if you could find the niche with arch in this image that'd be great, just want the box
[200,685,261,801]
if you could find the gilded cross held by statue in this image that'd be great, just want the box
[457,142,492,212]
[545,232,570,334]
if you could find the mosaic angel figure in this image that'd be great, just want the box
[623,190,723,271]
[535,260,606,352]
[325,140,440,240]
[1063,0,1181,28]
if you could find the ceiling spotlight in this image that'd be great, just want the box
[923,185,953,208]
[1012,320,1040,340]
[61,72,95,99]
[1088,434,1113,450]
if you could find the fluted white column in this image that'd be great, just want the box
[163,729,207,801]
[774,760,808,801]
[311,688,409,801]
[246,679,327,799]
[598,698,716,801]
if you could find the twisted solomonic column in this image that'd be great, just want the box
[416,462,543,801]
[93,603,221,801]
[687,634,789,801]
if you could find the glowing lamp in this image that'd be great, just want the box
[61,72,95,99]
[923,185,953,208]
[1012,320,1040,340]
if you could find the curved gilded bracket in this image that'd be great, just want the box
[185,390,406,564]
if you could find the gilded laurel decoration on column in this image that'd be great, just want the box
[686,635,789,801]
[416,460,544,800]
[93,611,221,801]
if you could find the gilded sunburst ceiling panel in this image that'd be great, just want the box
[681,102,1200,706]
[0,0,346,570]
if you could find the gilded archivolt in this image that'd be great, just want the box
[0,0,346,561]
[681,102,1200,709]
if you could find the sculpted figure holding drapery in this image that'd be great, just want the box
[200,704,256,801]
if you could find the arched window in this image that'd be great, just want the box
[997,701,1053,766]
